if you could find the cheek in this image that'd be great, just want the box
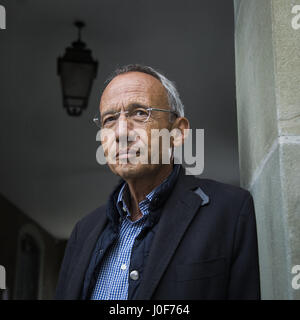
[148,128,169,151]
[137,128,150,149]
[100,130,116,153]
[102,135,117,157]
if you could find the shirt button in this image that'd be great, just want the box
[130,270,139,280]
[121,263,127,270]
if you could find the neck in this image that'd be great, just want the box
[125,164,173,221]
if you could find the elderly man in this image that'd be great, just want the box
[55,64,260,300]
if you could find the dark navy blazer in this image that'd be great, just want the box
[55,166,260,300]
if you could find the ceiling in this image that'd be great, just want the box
[0,0,238,239]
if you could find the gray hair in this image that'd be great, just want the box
[103,64,185,117]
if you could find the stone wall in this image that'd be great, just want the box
[234,0,300,299]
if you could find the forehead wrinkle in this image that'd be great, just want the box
[101,101,149,118]
[101,94,149,112]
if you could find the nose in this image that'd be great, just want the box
[115,112,129,145]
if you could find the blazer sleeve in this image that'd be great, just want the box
[227,193,261,299]
[54,222,79,299]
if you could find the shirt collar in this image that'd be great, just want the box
[116,164,181,220]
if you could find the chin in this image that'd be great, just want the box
[109,162,150,180]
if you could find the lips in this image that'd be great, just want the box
[116,149,141,159]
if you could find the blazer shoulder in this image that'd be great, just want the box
[198,178,251,199]
[191,177,253,212]
[178,169,251,202]
[189,178,255,226]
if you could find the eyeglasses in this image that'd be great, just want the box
[93,105,178,128]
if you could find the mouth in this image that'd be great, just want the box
[116,149,141,159]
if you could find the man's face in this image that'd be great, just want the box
[99,71,173,180]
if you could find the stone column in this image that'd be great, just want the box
[234,0,300,299]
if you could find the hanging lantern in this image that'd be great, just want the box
[57,21,98,116]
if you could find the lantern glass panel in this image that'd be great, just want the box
[60,61,95,99]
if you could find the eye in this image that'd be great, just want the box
[132,109,148,117]
[103,115,116,125]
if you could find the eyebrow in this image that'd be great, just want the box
[100,102,148,118]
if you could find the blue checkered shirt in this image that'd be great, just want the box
[90,183,156,300]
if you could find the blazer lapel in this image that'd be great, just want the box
[136,173,210,300]
[66,211,108,299]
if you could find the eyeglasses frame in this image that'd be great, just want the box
[93,106,178,128]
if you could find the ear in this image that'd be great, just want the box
[171,117,190,147]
